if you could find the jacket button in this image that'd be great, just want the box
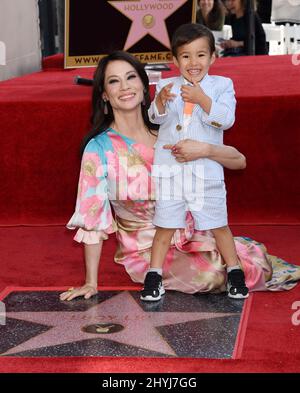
[176,124,182,131]
[211,121,222,128]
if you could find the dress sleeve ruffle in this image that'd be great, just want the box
[73,228,112,244]
[66,138,118,236]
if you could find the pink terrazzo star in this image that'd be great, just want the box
[4,291,235,356]
[108,0,188,50]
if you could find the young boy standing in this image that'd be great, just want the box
[141,23,249,301]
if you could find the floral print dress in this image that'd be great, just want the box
[67,129,300,293]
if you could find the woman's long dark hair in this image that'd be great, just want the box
[208,0,225,28]
[81,51,158,154]
[197,0,225,31]
[240,0,257,12]
[226,0,257,14]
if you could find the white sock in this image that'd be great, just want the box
[148,268,162,276]
[227,265,241,273]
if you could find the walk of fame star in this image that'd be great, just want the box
[108,0,188,50]
[1,290,244,358]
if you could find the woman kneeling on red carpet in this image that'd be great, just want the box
[60,51,300,301]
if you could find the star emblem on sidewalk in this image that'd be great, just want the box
[2,291,235,357]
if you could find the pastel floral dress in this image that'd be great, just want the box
[67,129,300,293]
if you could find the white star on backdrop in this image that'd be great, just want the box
[108,0,188,50]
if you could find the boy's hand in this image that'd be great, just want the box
[220,39,242,49]
[180,79,203,104]
[156,82,176,114]
[181,78,212,114]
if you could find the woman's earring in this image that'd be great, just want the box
[142,89,147,106]
[103,99,108,115]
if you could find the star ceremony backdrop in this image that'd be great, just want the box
[64,0,196,68]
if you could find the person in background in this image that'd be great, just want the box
[221,0,267,56]
[196,0,226,31]
[256,0,272,24]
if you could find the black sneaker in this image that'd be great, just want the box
[140,272,165,301]
[227,269,249,299]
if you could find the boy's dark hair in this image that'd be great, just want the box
[171,23,215,57]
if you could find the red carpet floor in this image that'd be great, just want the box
[0,225,299,372]
[0,55,300,225]
[1,225,300,291]
[1,55,300,372]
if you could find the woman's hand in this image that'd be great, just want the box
[220,39,243,49]
[163,139,246,170]
[60,243,102,301]
[163,139,210,163]
[60,283,98,301]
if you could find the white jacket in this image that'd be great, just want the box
[149,74,236,180]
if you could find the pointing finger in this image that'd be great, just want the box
[191,78,198,86]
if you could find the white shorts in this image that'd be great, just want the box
[153,175,228,231]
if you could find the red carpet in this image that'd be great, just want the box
[0,225,299,372]
[1,225,299,291]
[1,55,300,225]
[1,55,300,372]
